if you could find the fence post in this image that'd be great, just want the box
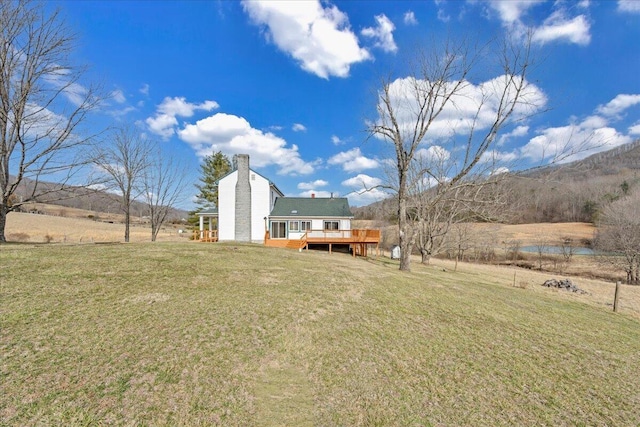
[613,281,621,312]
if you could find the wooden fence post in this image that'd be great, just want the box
[613,281,621,312]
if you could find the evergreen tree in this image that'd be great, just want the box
[195,151,232,208]
[188,152,231,231]
[187,151,231,229]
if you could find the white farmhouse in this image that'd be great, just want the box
[217,154,283,243]
[196,154,379,256]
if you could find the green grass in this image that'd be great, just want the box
[1,242,639,426]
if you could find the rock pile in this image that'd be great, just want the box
[542,278,588,294]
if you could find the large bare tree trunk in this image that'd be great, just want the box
[0,206,7,243]
[397,174,413,271]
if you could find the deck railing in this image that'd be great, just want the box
[304,229,380,242]
[193,229,218,242]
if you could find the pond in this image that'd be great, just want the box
[519,245,596,256]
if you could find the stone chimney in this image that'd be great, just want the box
[234,154,251,242]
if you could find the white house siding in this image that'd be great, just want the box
[249,172,272,243]
[218,169,275,243]
[217,170,237,241]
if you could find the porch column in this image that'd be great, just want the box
[199,215,204,239]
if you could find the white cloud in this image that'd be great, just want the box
[342,173,382,189]
[328,147,380,172]
[298,179,329,190]
[377,75,546,142]
[22,103,74,142]
[111,89,126,104]
[403,10,418,25]
[434,0,450,22]
[331,135,344,145]
[146,97,219,139]
[628,122,640,135]
[178,112,314,175]
[492,166,510,175]
[108,106,136,118]
[341,174,388,206]
[139,84,150,95]
[414,146,451,164]
[520,117,632,164]
[480,149,520,165]
[361,14,398,53]
[484,1,590,46]
[618,0,640,13]
[486,0,544,24]
[596,94,640,117]
[532,12,591,46]
[42,69,90,107]
[241,0,371,79]
[498,125,529,145]
[292,123,307,132]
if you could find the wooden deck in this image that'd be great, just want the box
[265,229,380,257]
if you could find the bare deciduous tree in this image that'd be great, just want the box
[0,0,100,242]
[594,193,640,284]
[369,35,541,270]
[408,146,508,265]
[142,151,188,242]
[94,126,153,242]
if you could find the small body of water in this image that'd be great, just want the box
[520,246,595,256]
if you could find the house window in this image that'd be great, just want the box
[324,221,339,231]
[289,221,299,232]
[301,221,312,231]
[271,221,287,239]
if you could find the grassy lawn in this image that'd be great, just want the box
[1,242,639,426]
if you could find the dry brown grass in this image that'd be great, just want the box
[5,211,186,243]
[353,220,595,247]
[474,222,596,245]
[425,256,640,319]
[2,243,639,425]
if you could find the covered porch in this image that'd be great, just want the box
[194,208,219,242]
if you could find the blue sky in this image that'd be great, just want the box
[51,0,640,208]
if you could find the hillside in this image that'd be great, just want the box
[1,242,639,425]
[352,139,640,223]
[9,175,188,221]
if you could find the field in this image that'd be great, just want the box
[1,241,639,426]
[5,211,186,243]
[7,210,597,245]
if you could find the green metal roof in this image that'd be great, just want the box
[197,208,218,216]
[270,197,353,218]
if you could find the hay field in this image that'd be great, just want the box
[5,211,186,243]
[472,222,596,245]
